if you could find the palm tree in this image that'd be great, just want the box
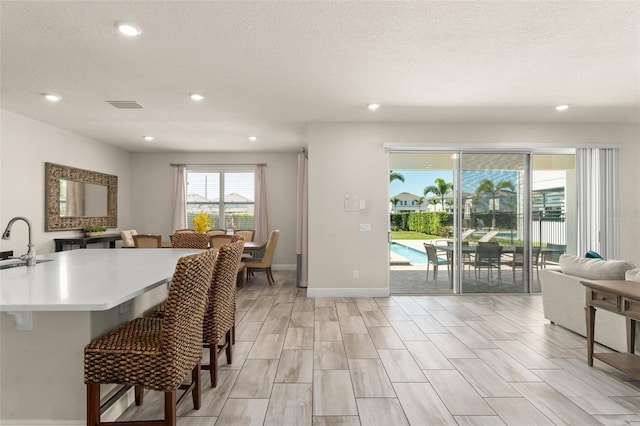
[474,178,515,229]
[390,197,400,212]
[390,171,405,183]
[416,196,425,212]
[424,178,453,211]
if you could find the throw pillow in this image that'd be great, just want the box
[626,268,640,282]
[585,250,604,259]
[559,254,636,280]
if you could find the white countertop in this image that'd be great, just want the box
[0,248,202,311]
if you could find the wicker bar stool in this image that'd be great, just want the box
[84,249,217,425]
[147,239,243,387]
[203,239,244,386]
[170,232,209,249]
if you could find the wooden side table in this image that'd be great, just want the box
[581,279,640,380]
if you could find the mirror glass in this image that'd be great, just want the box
[45,162,117,231]
[59,180,108,217]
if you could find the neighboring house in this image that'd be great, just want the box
[391,192,424,212]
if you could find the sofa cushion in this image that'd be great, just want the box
[559,254,635,280]
[626,268,640,282]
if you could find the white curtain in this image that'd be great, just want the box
[576,148,618,259]
[254,165,268,242]
[296,150,308,288]
[172,166,187,232]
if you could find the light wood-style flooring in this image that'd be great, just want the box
[120,271,640,425]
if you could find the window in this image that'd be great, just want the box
[186,170,255,230]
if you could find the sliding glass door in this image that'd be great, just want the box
[459,153,530,293]
[389,151,574,295]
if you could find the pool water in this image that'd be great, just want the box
[390,242,427,265]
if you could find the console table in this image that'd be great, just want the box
[581,279,640,380]
[54,233,121,252]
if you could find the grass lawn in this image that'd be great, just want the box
[392,231,440,240]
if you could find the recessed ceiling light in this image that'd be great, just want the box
[43,94,61,102]
[248,136,257,142]
[190,93,204,101]
[367,103,380,110]
[555,104,571,111]
[143,135,154,141]
[117,23,142,37]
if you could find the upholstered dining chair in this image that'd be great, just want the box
[120,229,138,248]
[84,249,217,425]
[233,229,255,242]
[207,229,227,236]
[170,232,209,249]
[133,234,162,248]
[244,229,280,285]
[209,234,234,249]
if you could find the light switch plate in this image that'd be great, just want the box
[359,223,371,232]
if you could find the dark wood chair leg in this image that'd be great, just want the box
[266,267,273,285]
[225,329,233,363]
[87,383,100,426]
[232,323,236,345]
[192,363,201,409]
[210,343,218,387]
[164,390,177,426]
[135,385,144,405]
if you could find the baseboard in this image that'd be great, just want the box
[272,264,296,271]
[306,287,390,298]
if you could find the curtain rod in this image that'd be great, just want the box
[170,162,267,167]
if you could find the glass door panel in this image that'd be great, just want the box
[389,153,456,294]
[460,153,529,293]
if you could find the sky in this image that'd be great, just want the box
[390,170,520,198]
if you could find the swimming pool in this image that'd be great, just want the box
[390,242,427,265]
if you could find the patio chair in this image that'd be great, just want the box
[504,246,541,281]
[543,243,566,268]
[474,242,502,281]
[424,243,450,285]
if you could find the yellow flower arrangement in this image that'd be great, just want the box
[192,211,213,233]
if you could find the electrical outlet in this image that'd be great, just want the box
[359,223,371,232]
[353,270,359,279]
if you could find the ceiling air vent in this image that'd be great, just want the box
[106,100,143,109]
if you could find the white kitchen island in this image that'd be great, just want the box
[0,248,202,424]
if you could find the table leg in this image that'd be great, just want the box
[627,317,636,354]
[586,305,595,366]
[109,241,116,249]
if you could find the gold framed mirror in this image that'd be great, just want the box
[45,162,117,231]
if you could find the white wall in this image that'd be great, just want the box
[129,151,298,267]
[306,122,640,296]
[0,110,131,255]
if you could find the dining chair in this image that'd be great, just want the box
[234,229,255,242]
[133,234,162,248]
[174,229,194,233]
[120,229,138,248]
[207,229,227,236]
[244,229,280,285]
[474,242,502,281]
[170,232,209,249]
[209,234,234,249]
[424,243,450,285]
[84,249,217,425]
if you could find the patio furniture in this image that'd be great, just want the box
[424,243,450,284]
[478,230,500,243]
[503,246,541,281]
[474,242,502,281]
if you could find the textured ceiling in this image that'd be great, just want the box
[1,1,639,153]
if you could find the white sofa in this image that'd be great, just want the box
[539,254,638,352]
